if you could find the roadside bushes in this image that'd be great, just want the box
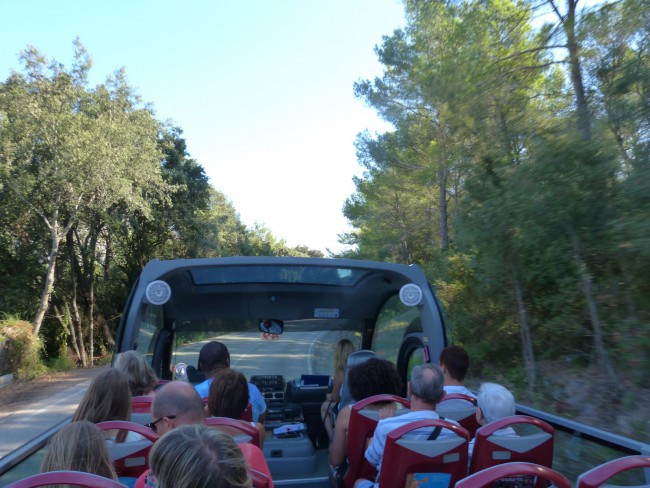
[0,318,45,380]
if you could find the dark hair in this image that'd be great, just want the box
[348,358,402,402]
[199,341,230,374]
[439,345,470,382]
[208,368,249,419]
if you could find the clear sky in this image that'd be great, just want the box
[0,1,405,254]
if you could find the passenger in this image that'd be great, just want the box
[194,341,267,423]
[207,368,266,448]
[41,420,118,482]
[321,338,355,441]
[469,382,517,457]
[439,345,476,407]
[328,358,402,471]
[354,364,459,488]
[116,350,159,398]
[136,381,272,488]
[150,424,250,488]
[72,368,136,442]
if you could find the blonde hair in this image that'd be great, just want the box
[41,420,117,481]
[334,339,355,374]
[72,369,132,430]
[150,424,251,488]
[116,350,158,396]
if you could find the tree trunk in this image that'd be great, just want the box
[512,265,536,391]
[33,228,61,336]
[88,281,94,366]
[439,160,449,251]
[566,225,614,376]
[53,304,81,362]
[564,0,592,141]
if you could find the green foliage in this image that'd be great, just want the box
[0,318,45,380]
[346,0,650,387]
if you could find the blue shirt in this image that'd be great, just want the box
[195,378,267,422]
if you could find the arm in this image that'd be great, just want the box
[364,422,386,467]
[328,406,351,466]
[329,369,344,403]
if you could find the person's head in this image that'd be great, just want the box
[334,339,355,373]
[476,382,515,425]
[41,420,117,481]
[116,350,158,397]
[409,363,445,406]
[348,358,402,402]
[439,345,470,383]
[72,368,131,424]
[198,341,230,375]
[150,424,250,488]
[208,368,249,419]
[151,380,206,436]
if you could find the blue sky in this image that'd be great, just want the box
[0,1,404,254]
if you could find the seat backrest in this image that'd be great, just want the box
[338,350,377,411]
[343,394,411,488]
[436,393,480,439]
[96,420,158,479]
[576,455,650,488]
[130,396,154,426]
[5,470,128,488]
[378,419,469,488]
[470,415,554,478]
[206,416,261,447]
[455,462,571,488]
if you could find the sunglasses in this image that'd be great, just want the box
[145,415,176,433]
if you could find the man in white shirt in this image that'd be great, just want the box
[355,363,459,488]
[440,345,476,408]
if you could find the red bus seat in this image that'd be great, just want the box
[343,394,411,488]
[250,468,271,488]
[206,416,261,447]
[5,470,128,488]
[96,420,158,479]
[469,415,554,488]
[130,396,154,426]
[436,393,480,438]
[456,462,571,488]
[576,455,650,488]
[377,419,469,488]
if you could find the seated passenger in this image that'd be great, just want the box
[208,368,266,448]
[41,420,118,482]
[72,368,137,442]
[321,338,355,441]
[194,341,267,423]
[469,382,516,457]
[354,363,459,488]
[328,358,402,469]
[116,350,159,398]
[439,345,476,407]
[150,424,251,488]
[136,381,272,488]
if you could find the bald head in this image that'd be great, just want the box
[153,381,205,426]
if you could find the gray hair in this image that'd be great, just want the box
[150,424,251,488]
[477,382,515,424]
[410,363,445,404]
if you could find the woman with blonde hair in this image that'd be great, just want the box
[72,368,134,442]
[116,350,158,397]
[41,420,118,481]
[321,338,355,440]
[150,424,251,488]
